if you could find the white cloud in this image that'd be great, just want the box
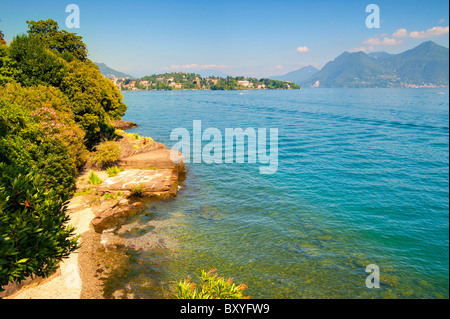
[275,65,284,69]
[409,26,449,38]
[393,28,408,38]
[296,46,310,53]
[439,18,445,24]
[362,36,402,46]
[349,46,368,53]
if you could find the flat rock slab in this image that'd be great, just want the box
[97,169,178,197]
[119,149,185,173]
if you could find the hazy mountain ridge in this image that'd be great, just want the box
[94,62,134,79]
[270,65,319,84]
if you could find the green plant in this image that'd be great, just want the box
[88,171,102,185]
[107,165,123,177]
[92,141,122,169]
[131,183,146,197]
[74,188,94,196]
[103,193,116,200]
[114,129,125,136]
[174,268,249,299]
[0,164,79,292]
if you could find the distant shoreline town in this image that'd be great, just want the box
[106,72,300,91]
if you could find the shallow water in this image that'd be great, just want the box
[100,88,448,298]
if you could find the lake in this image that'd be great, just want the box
[100,88,449,298]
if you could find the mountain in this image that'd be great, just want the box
[305,51,389,87]
[302,41,449,87]
[368,51,394,60]
[379,41,449,85]
[94,62,134,79]
[269,65,319,84]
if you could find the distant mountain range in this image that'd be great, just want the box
[94,63,229,80]
[94,62,134,79]
[270,65,319,84]
[271,41,449,88]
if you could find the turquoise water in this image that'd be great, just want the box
[104,88,448,298]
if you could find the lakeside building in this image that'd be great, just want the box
[237,80,251,87]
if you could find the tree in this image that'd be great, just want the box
[0,40,21,86]
[0,30,6,45]
[26,19,88,61]
[8,34,67,87]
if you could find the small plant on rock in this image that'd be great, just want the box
[88,171,102,185]
[131,183,146,197]
[174,268,249,299]
[107,165,123,177]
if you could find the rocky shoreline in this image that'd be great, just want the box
[4,123,185,299]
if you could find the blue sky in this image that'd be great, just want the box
[1,0,449,77]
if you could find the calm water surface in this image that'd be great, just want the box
[100,88,448,298]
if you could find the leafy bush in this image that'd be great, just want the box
[0,164,79,292]
[6,20,127,148]
[88,171,102,185]
[0,91,85,197]
[92,141,122,169]
[0,19,129,290]
[174,268,249,299]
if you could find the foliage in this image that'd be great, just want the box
[26,19,88,62]
[0,83,88,167]
[133,72,299,90]
[174,268,249,299]
[0,84,88,197]
[8,34,67,87]
[5,20,127,148]
[74,188,94,196]
[0,41,21,86]
[92,141,122,169]
[131,183,146,197]
[0,164,79,292]
[0,18,129,291]
[107,165,123,177]
[88,171,102,185]
[60,59,127,147]
[0,30,5,45]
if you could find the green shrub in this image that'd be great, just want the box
[131,183,146,197]
[92,141,122,169]
[88,171,102,185]
[0,164,79,292]
[107,165,123,177]
[174,268,249,299]
[0,89,86,198]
